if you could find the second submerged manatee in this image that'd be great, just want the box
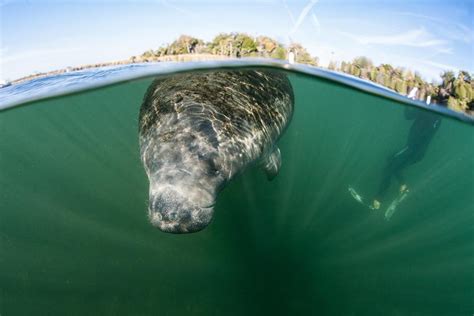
[139,69,294,233]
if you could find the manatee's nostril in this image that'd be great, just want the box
[167,211,178,221]
[181,210,192,221]
[150,193,193,223]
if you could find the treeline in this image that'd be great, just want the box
[137,33,318,65]
[136,33,473,114]
[329,57,473,113]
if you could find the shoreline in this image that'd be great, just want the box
[10,54,231,85]
[6,52,473,116]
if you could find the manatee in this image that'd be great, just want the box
[139,69,294,233]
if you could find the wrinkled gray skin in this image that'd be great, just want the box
[139,70,294,233]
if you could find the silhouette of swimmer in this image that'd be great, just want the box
[371,106,442,210]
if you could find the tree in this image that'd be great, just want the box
[141,50,155,59]
[271,46,286,60]
[167,35,203,55]
[353,56,373,69]
[395,79,407,95]
[350,64,361,77]
[209,33,231,55]
[236,34,257,56]
[288,43,318,66]
[256,36,278,55]
[455,82,467,99]
[441,70,455,89]
[369,68,377,81]
[458,70,471,82]
[448,96,468,111]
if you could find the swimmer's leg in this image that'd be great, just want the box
[373,177,391,209]
[372,148,408,209]
[394,147,420,194]
[372,164,393,210]
[394,169,408,193]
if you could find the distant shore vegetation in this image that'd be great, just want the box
[11,32,473,115]
[139,33,318,66]
[135,33,474,114]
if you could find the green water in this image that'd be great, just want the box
[1,71,473,315]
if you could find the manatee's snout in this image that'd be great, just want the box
[148,187,214,233]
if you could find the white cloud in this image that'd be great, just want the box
[418,60,460,72]
[338,28,448,48]
[396,12,474,44]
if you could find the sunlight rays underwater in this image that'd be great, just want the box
[0,66,472,315]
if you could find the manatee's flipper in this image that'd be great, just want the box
[261,147,282,181]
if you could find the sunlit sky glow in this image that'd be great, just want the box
[1,0,472,82]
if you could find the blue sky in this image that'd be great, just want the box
[1,0,473,82]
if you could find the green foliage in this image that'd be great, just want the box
[165,35,201,54]
[353,56,373,69]
[141,50,155,58]
[414,72,424,85]
[156,45,168,57]
[151,32,286,60]
[383,75,392,87]
[237,34,257,54]
[138,33,473,115]
[289,43,318,66]
[325,56,472,113]
[369,68,377,81]
[257,36,278,55]
[208,33,259,57]
[381,64,393,73]
[350,65,361,77]
[447,96,468,112]
[441,70,455,88]
[455,82,467,99]
[395,80,407,95]
[271,46,286,60]
[466,85,473,100]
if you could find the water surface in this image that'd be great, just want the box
[0,62,472,315]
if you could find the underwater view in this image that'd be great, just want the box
[0,62,473,315]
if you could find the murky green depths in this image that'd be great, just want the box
[1,69,473,315]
